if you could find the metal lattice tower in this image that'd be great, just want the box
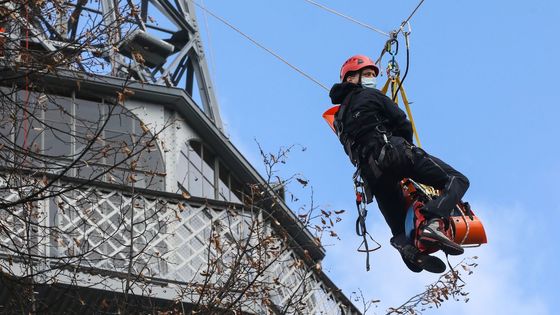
[1,0,223,129]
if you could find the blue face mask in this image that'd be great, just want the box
[361,76,377,89]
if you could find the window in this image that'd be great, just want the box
[178,140,245,203]
[218,163,229,201]
[0,89,166,190]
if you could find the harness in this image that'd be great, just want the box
[334,89,394,271]
[333,89,390,167]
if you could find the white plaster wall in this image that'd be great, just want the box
[125,99,199,194]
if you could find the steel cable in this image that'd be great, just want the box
[193,1,330,91]
[303,0,390,37]
[193,0,427,93]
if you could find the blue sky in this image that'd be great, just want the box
[192,1,559,313]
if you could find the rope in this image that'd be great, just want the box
[193,1,329,91]
[391,33,410,102]
[353,171,381,271]
[303,0,390,37]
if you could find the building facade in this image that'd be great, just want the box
[0,1,359,313]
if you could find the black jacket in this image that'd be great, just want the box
[329,82,413,144]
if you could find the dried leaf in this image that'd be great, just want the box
[130,159,138,171]
[123,88,134,97]
[122,146,132,156]
[127,174,137,183]
[132,51,145,64]
[292,259,303,269]
[116,91,125,104]
[182,191,191,199]
[303,250,312,261]
[212,235,222,252]
[314,237,321,246]
[140,122,150,134]
[177,202,185,212]
[296,178,308,187]
[334,209,346,214]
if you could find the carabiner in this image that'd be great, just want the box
[400,20,412,36]
[386,58,400,78]
[385,38,399,56]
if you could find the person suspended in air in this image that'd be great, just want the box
[329,55,470,273]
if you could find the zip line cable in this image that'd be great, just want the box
[193,2,330,91]
[399,0,426,34]
[193,1,426,93]
[200,0,217,79]
[389,0,426,98]
[377,0,425,77]
[302,0,390,37]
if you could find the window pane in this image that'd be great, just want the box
[188,141,202,172]
[218,162,230,201]
[75,99,103,129]
[176,150,189,189]
[202,177,214,199]
[105,105,131,132]
[71,97,166,190]
[75,125,103,163]
[202,146,215,180]
[218,182,229,201]
[15,91,42,151]
[190,140,201,156]
[231,177,244,203]
[44,97,72,156]
[188,162,203,197]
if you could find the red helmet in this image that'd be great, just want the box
[340,55,379,81]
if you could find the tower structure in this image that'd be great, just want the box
[0,1,359,313]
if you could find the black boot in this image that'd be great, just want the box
[391,234,446,274]
[418,218,464,256]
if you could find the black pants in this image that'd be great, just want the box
[361,136,470,236]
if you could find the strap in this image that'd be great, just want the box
[334,89,357,136]
[382,75,422,147]
[353,173,381,271]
